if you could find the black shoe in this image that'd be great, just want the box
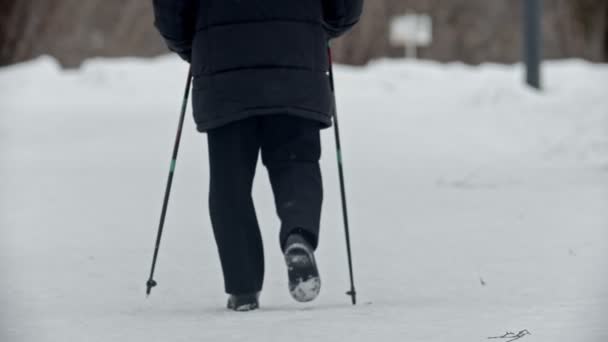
[284,233,321,302]
[227,292,260,312]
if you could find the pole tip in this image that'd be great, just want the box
[346,290,357,305]
[146,279,157,296]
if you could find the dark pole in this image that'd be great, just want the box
[146,67,193,297]
[327,45,357,305]
[523,0,542,89]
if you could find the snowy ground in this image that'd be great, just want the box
[1,56,607,342]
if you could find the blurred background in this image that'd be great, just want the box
[1,0,607,68]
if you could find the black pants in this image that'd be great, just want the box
[207,115,323,295]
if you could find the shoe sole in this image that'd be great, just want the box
[228,302,259,312]
[285,242,321,302]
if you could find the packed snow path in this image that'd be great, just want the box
[1,57,607,341]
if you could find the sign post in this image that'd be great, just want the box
[523,0,542,89]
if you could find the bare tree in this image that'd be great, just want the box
[1,0,606,67]
[0,0,165,67]
[335,0,608,65]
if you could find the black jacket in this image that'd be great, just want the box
[153,0,363,132]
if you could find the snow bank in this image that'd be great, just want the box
[3,56,606,166]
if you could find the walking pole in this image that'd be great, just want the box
[146,67,193,297]
[327,44,357,305]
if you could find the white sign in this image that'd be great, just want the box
[390,13,432,59]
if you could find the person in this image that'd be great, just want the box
[152,0,363,311]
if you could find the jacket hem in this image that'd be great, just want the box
[195,108,332,132]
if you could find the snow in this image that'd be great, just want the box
[1,55,607,342]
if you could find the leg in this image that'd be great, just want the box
[260,116,323,250]
[207,118,265,295]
